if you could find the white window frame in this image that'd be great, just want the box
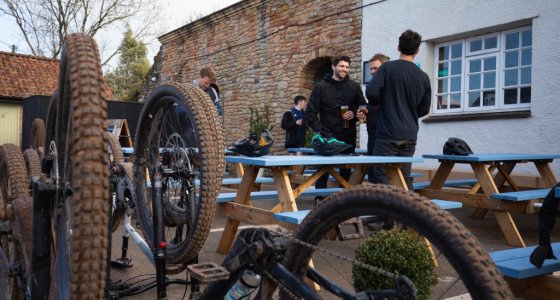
[432,41,464,113]
[466,33,500,56]
[464,53,500,112]
[431,26,532,115]
[499,26,533,109]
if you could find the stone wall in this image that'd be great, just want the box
[144,0,362,151]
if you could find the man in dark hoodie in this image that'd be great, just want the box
[305,55,367,202]
[366,29,431,189]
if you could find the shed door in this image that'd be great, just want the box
[0,103,22,146]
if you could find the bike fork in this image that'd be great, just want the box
[152,173,167,299]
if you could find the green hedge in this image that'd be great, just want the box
[352,230,437,300]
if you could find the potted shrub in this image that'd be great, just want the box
[249,104,274,138]
[352,230,437,300]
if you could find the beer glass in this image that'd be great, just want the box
[358,105,368,124]
[340,105,349,128]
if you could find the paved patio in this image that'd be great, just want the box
[108,184,557,299]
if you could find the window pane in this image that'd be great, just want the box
[483,91,495,106]
[438,46,449,61]
[484,57,496,70]
[505,32,519,50]
[520,68,531,84]
[470,39,482,52]
[469,60,481,73]
[485,36,498,49]
[520,87,531,103]
[451,43,462,58]
[451,60,462,75]
[505,51,519,68]
[469,74,481,90]
[438,78,448,93]
[450,77,461,92]
[522,30,532,47]
[449,93,461,108]
[504,69,518,86]
[521,49,532,66]
[468,92,480,107]
[483,72,496,88]
[437,95,447,109]
[504,88,518,104]
[438,62,449,77]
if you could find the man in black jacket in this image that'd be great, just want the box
[305,55,367,199]
[366,29,431,189]
[281,95,307,149]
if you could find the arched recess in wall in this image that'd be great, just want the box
[299,56,332,98]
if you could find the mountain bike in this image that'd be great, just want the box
[108,82,225,298]
[199,184,514,299]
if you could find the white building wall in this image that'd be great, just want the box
[362,0,560,176]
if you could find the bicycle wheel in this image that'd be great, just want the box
[280,184,513,299]
[0,144,30,299]
[105,132,125,232]
[30,118,46,157]
[133,83,224,269]
[23,149,41,180]
[48,33,109,299]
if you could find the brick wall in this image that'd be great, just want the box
[143,0,362,151]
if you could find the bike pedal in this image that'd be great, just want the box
[336,217,364,241]
[110,257,133,268]
[187,262,229,283]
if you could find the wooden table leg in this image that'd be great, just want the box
[217,166,259,254]
[234,162,244,177]
[470,163,499,219]
[535,161,559,187]
[428,161,455,189]
[471,162,526,247]
[494,211,526,247]
[385,165,408,191]
[272,167,298,213]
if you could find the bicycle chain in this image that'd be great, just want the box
[262,269,302,300]
[257,227,398,298]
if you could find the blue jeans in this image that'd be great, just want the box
[369,138,416,190]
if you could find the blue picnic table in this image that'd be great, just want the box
[217,154,423,254]
[420,152,560,247]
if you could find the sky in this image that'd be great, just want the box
[0,0,241,69]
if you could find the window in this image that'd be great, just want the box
[433,27,532,114]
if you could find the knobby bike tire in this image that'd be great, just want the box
[29,118,46,152]
[23,149,41,180]
[105,132,125,232]
[104,132,124,166]
[133,83,223,269]
[0,144,30,220]
[50,33,109,299]
[281,184,513,300]
[0,143,29,299]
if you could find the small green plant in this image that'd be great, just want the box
[303,127,314,148]
[352,230,437,300]
[249,105,274,137]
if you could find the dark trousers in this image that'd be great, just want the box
[367,132,376,183]
[370,138,416,190]
[315,133,355,189]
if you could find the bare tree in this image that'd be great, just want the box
[0,0,163,65]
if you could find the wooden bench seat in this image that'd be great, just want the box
[273,199,463,225]
[216,187,343,204]
[413,179,478,190]
[490,188,551,202]
[490,242,560,279]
